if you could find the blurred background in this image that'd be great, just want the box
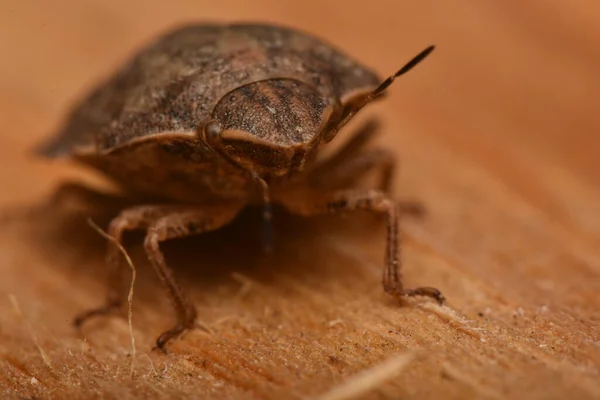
[1,1,600,399]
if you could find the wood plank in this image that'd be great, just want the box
[1,1,599,399]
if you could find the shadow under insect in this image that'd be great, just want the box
[17,180,418,346]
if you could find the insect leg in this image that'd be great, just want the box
[310,119,380,178]
[311,148,395,192]
[143,203,244,350]
[310,149,425,217]
[47,181,127,208]
[279,189,444,304]
[3,181,131,224]
[74,205,179,328]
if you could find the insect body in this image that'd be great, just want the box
[38,22,444,349]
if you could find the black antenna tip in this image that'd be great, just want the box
[396,44,436,77]
[415,45,435,64]
[420,45,435,59]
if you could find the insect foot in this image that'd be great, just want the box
[385,285,446,305]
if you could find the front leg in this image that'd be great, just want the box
[143,204,244,349]
[75,205,181,327]
[75,202,245,350]
[277,189,444,304]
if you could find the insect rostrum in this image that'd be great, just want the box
[37,22,445,350]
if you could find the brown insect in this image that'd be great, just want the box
[37,22,445,350]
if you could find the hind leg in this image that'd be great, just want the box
[309,119,381,180]
[311,148,396,192]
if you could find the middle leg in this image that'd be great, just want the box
[309,149,425,218]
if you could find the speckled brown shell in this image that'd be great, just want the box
[37,22,383,202]
[40,22,381,155]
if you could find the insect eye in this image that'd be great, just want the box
[204,120,223,141]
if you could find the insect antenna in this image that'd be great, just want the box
[329,45,435,137]
[371,45,435,99]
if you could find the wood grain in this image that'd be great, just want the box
[1,1,599,399]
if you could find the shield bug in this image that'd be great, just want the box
[37,22,445,350]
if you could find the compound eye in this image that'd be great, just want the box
[201,119,223,144]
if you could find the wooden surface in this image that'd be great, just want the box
[2,1,600,399]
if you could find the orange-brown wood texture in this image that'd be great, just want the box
[1,1,599,399]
